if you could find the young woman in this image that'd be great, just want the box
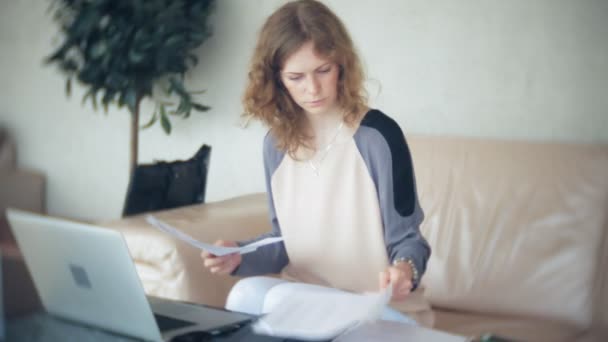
[201,0,432,326]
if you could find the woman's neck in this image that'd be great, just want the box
[304,108,344,149]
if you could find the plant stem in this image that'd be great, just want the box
[130,95,142,174]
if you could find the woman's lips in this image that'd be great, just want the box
[307,98,325,107]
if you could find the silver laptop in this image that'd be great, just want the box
[6,209,253,342]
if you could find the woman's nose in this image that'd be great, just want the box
[305,75,320,95]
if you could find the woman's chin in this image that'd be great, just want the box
[302,102,337,116]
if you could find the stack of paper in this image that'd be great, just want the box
[252,285,392,341]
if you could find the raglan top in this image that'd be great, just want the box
[233,109,430,294]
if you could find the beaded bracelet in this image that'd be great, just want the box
[392,257,419,290]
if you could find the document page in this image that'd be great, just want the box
[145,215,283,256]
[252,285,392,341]
[334,320,469,342]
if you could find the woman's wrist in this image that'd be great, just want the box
[392,257,419,290]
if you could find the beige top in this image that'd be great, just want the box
[236,109,434,326]
[274,127,390,293]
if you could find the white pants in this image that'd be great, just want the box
[225,276,416,325]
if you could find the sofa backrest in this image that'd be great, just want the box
[409,135,608,329]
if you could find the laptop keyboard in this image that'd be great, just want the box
[154,313,194,331]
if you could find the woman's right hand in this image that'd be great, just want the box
[200,240,242,275]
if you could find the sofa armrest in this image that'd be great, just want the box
[0,169,46,243]
[1,245,42,317]
[101,193,271,308]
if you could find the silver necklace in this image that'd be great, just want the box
[307,121,345,176]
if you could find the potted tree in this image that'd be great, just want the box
[46,0,216,175]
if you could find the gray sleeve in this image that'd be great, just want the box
[355,121,431,287]
[231,132,289,276]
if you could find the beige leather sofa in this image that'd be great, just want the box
[103,135,608,341]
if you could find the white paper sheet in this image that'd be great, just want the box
[252,285,393,341]
[334,320,470,342]
[145,215,283,256]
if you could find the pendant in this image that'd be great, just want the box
[308,160,320,176]
[305,121,344,177]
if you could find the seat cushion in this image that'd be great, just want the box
[434,308,583,342]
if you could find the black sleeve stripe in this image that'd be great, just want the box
[360,109,416,217]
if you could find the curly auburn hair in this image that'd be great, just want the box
[241,0,368,156]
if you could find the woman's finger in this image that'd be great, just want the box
[379,270,390,290]
[204,257,225,268]
[210,259,235,275]
[388,267,404,286]
[386,266,413,301]
[200,250,215,259]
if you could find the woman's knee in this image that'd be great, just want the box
[381,307,417,325]
[225,276,286,315]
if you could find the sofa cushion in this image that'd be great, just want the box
[409,136,608,329]
[434,308,588,342]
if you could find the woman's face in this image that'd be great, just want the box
[280,41,340,117]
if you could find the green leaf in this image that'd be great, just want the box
[45,42,70,64]
[140,111,158,129]
[192,103,210,112]
[70,6,104,38]
[81,90,91,107]
[128,49,146,64]
[176,95,192,116]
[61,59,78,72]
[90,40,108,59]
[189,89,207,95]
[81,87,99,111]
[169,77,188,97]
[118,91,126,108]
[165,35,183,46]
[160,105,171,134]
[102,89,116,113]
[124,87,137,114]
[187,54,198,67]
[65,78,72,97]
[91,89,98,111]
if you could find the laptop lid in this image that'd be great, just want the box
[7,208,167,341]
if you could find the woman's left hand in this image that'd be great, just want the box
[379,262,413,301]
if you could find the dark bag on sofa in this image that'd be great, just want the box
[122,144,211,217]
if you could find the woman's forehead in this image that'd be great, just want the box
[281,41,333,73]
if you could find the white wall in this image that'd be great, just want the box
[1,0,607,222]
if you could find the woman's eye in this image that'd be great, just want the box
[318,68,331,74]
[288,75,302,81]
